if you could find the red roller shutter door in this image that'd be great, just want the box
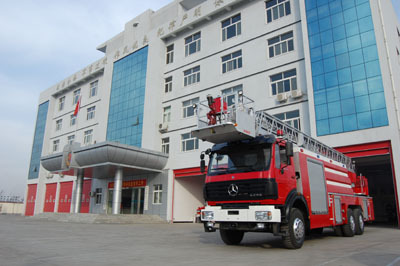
[43,183,57,212]
[25,184,37,216]
[58,181,73,213]
[80,179,92,213]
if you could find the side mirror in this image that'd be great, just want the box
[200,159,206,173]
[286,142,294,157]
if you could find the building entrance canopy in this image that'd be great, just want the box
[40,141,168,178]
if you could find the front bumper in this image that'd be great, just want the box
[201,205,281,223]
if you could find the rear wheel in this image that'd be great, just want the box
[342,208,356,237]
[282,208,305,249]
[354,208,364,235]
[219,230,244,245]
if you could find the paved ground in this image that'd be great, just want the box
[0,215,399,266]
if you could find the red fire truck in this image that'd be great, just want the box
[192,92,374,249]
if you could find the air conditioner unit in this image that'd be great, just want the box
[291,90,303,98]
[46,173,54,179]
[276,93,288,102]
[158,123,168,133]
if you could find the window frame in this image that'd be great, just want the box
[181,132,199,152]
[268,31,294,58]
[55,119,62,131]
[222,13,242,41]
[58,96,65,111]
[95,188,102,205]
[270,69,297,95]
[273,110,301,130]
[185,32,201,57]
[162,137,170,154]
[87,106,96,120]
[222,84,243,107]
[89,80,98,98]
[53,139,60,152]
[83,129,93,145]
[182,97,199,118]
[221,50,243,74]
[165,76,172,93]
[73,89,81,105]
[70,114,76,126]
[153,184,163,205]
[163,106,171,123]
[183,66,200,87]
[265,0,291,23]
[166,44,174,64]
[67,135,75,145]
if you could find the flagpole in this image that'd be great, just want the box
[73,95,81,143]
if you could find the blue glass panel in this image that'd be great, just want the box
[332,25,346,41]
[312,61,324,76]
[344,8,357,23]
[311,47,323,62]
[324,57,337,73]
[313,75,326,90]
[318,4,330,18]
[107,46,148,147]
[309,34,321,48]
[371,109,389,127]
[365,60,381,78]
[327,86,340,103]
[328,101,342,117]
[336,53,350,69]
[308,21,320,36]
[329,117,343,133]
[28,101,49,180]
[329,0,342,14]
[347,35,362,51]
[356,2,371,19]
[342,0,355,10]
[341,98,356,115]
[343,114,358,131]
[358,16,374,33]
[317,119,330,135]
[325,72,338,87]
[319,17,332,32]
[315,104,329,120]
[355,95,370,113]
[334,39,348,55]
[322,43,335,59]
[360,31,376,47]
[362,45,378,62]
[369,92,386,110]
[357,111,372,129]
[345,21,360,37]
[351,64,366,81]
[317,0,328,7]
[338,68,352,84]
[331,12,344,28]
[355,0,369,4]
[349,49,364,66]
[306,0,317,10]
[367,76,384,93]
[307,8,318,22]
[314,90,327,104]
[339,83,354,99]
[320,30,333,45]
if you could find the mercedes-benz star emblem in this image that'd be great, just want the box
[228,184,239,197]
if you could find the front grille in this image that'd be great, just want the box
[204,178,278,202]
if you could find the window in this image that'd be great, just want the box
[84,129,93,145]
[153,184,162,204]
[165,76,172,93]
[268,31,294,58]
[166,44,174,64]
[181,132,199,152]
[270,69,297,95]
[222,14,241,41]
[58,96,65,111]
[185,32,201,56]
[222,50,242,73]
[70,114,76,126]
[265,0,291,23]
[53,140,60,152]
[73,89,81,105]
[184,66,200,86]
[67,135,75,145]
[162,137,169,154]
[182,97,199,118]
[274,110,300,130]
[89,80,98,97]
[95,188,102,204]
[87,106,95,120]
[55,119,62,131]
[222,84,243,107]
[163,106,171,123]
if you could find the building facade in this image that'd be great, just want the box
[25,0,400,225]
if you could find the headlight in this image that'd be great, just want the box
[201,211,214,221]
[255,211,272,221]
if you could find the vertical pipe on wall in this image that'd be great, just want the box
[74,170,84,213]
[112,167,123,214]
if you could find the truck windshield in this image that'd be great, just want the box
[208,144,271,175]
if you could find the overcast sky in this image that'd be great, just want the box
[0,0,399,198]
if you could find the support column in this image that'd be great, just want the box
[112,167,123,215]
[74,170,84,213]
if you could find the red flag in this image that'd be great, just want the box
[73,96,81,116]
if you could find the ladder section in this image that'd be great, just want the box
[255,111,354,171]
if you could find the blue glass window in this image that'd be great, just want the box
[358,16,374,33]
[333,25,346,41]
[320,30,333,45]
[367,76,384,93]
[336,53,350,69]
[316,119,330,135]
[342,0,355,10]
[351,64,366,81]
[312,61,324,76]
[341,98,356,115]
[343,114,358,131]
[371,109,389,127]
[360,31,376,47]
[343,8,357,23]
[349,49,364,66]
[311,47,323,62]
[318,4,330,18]
[322,43,335,59]
[362,45,378,62]
[314,90,327,105]
[347,35,362,51]
[106,46,148,147]
[325,72,338,87]
[338,68,352,84]
[307,8,318,22]
[353,80,368,96]
[329,0,342,15]
[357,112,372,129]
[327,86,340,103]
[331,13,344,28]
[339,83,354,99]
[334,39,348,55]
[323,57,336,73]
[28,101,49,179]
[329,117,343,133]
[365,60,381,78]
[345,21,360,37]
[315,104,329,120]
[328,101,342,117]
[319,17,332,32]
[355,95,370,113]
[369,92,386,110]
[356,2,371,19]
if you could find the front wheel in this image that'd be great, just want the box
[342,208,356,237]
[354,208,364,235]
[219,229,244,245]
[282,208,305,249]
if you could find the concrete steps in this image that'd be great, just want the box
[29,213,167,224]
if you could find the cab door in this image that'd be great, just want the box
[274,143,296,203]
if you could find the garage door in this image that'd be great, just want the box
[25,184,37,216]
[43,183,57,212]
[80,179,92,213]
[58,181,73,213]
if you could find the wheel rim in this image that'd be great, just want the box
[293,218,305,240]
[349,215,355,232]
[359,214,364,230]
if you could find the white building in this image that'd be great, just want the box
[25,0,400,225]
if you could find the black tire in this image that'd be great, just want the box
[334,226,343,236]
[282,208,306,249]
[219,229,244,245]
[354,208,364,235]
[342,208,356,237]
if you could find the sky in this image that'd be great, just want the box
[0,0,399,198]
